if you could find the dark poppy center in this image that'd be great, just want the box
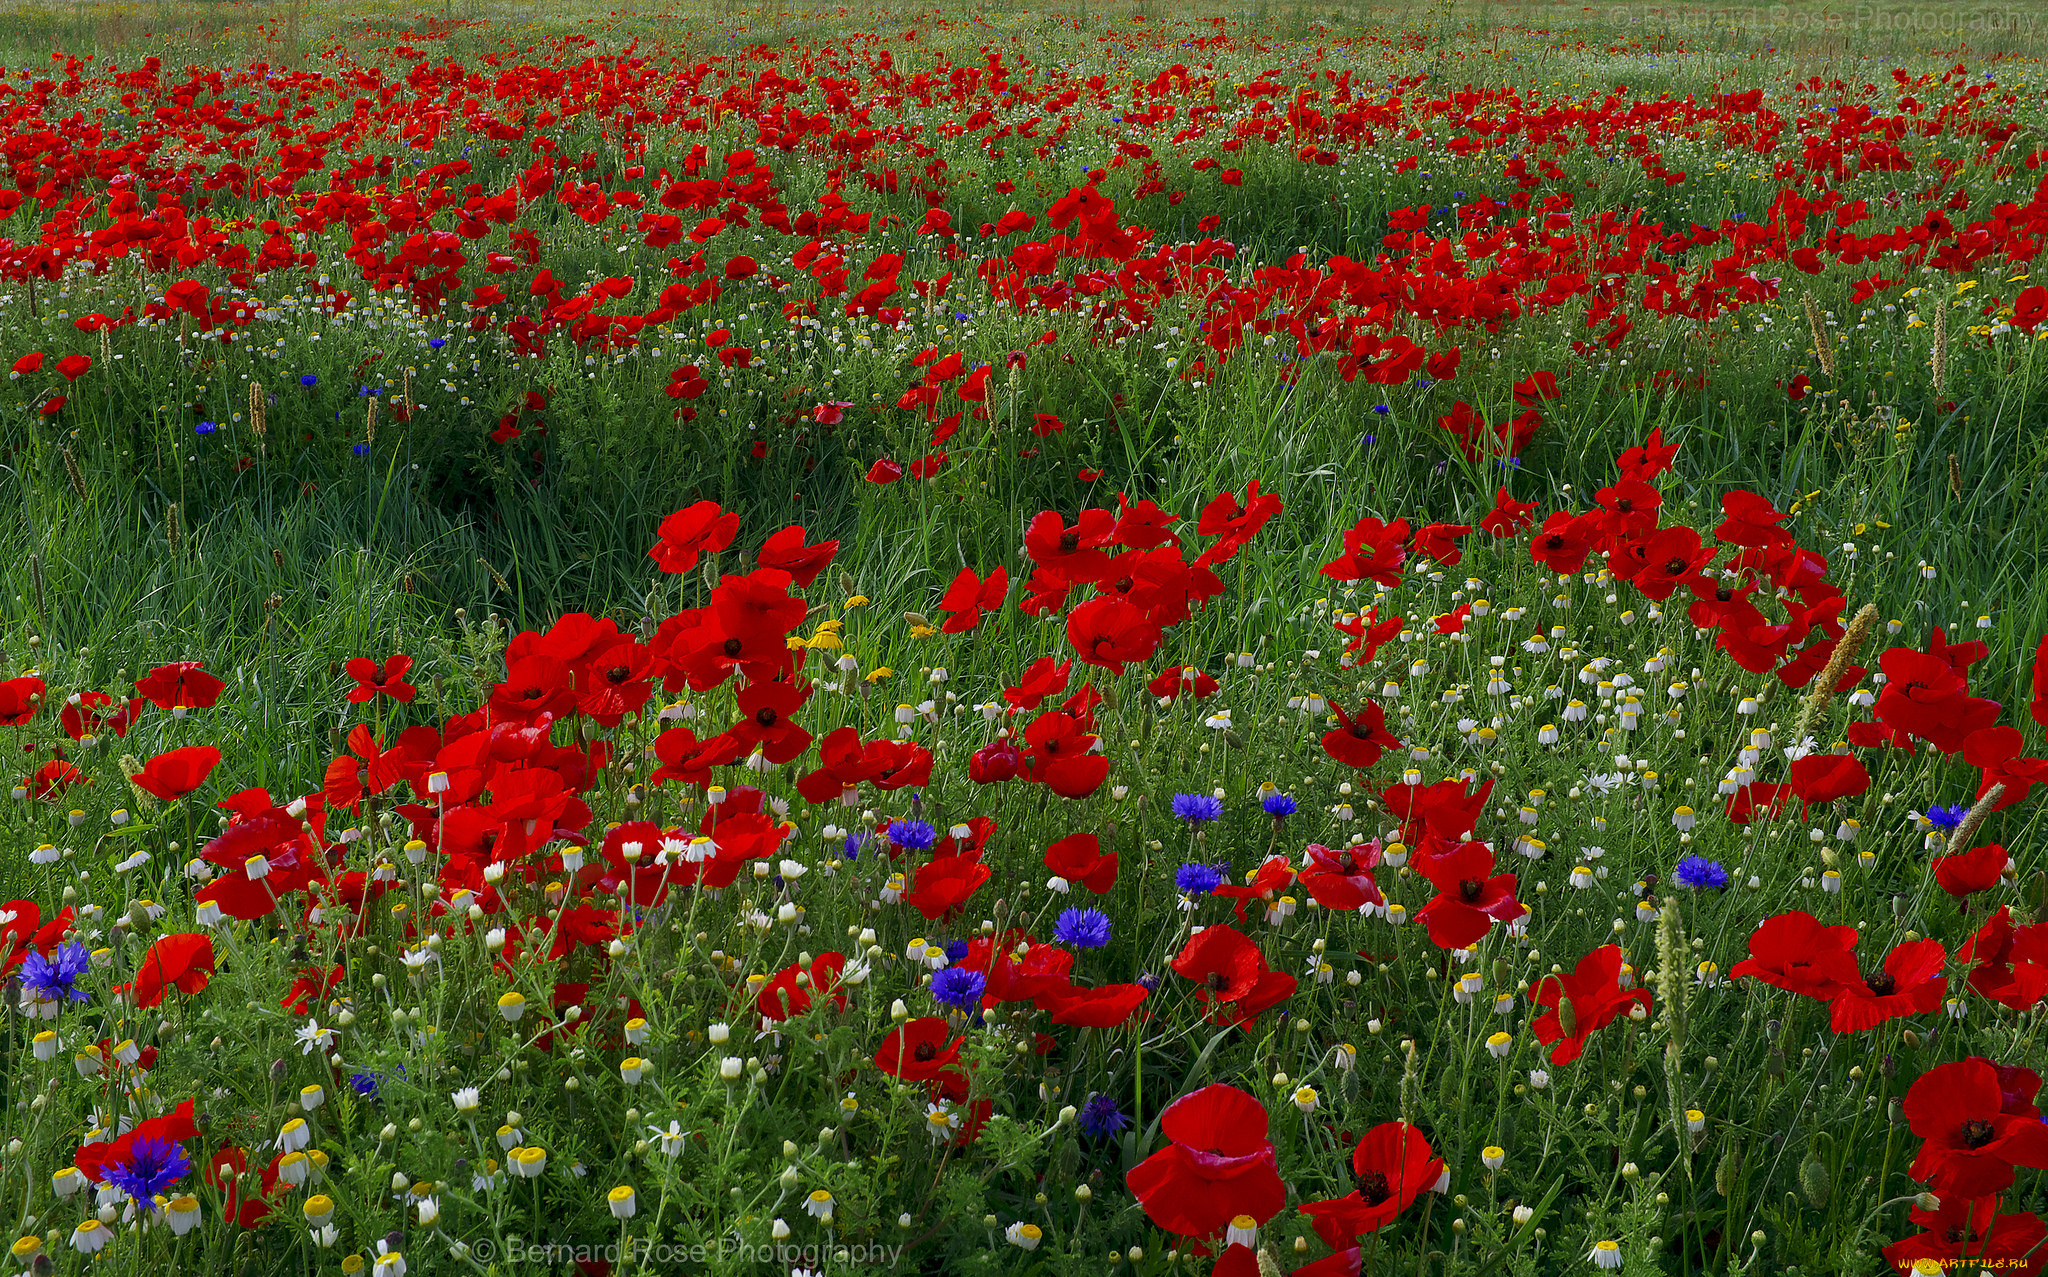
[1663,556,1690,576]
[1336,852,1355,872]
[1615,498,1634,513]
[722,637,743,657]
[605,666,632,685]
[1863,970,1896,997]
[521,687,544,700]
[1459,878,1486,902]
[1960,1118,1998,1149]
[1206,971,1231,993]
[1540,535,1565,550]
[912,1041,936,1062]
[1357,1169,1391,1205]
[1058,531,1079,552]
[755,707,778,728]
[1715,587,1733,601]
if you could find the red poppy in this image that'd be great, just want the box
[1215,1246,1362,1277]
[1787,752,1869,807]
[1125,1084,1285,1238]
[55,354,91,381]
[59,692,144,741]
[129,746,223,802]
[1960,908,2048,1011]
[1297,841,1384,912]
[1037,982,1149,1028]
[1614,526,1716,601]
[1320,516,1408,587]
[1829,938,1946,1033]
[75,1099,198,1185]
[1904,1057,2048,1197]
[1531,945,1652,1064]
[866,458,905,484]
[1615,426,1678,481]
[1412,521,1471,565]
[1728,911,1859,999]
[758,952,848,1021]
[345,654,417,704]
[873,1018,964,1084]
[1300,1122,1445,1244]
[1875,645,2001,754]
[129,934,217,1008]
[1413,840,1526,950]
[938,566,1008,633]
[1196,482,1283,560]
[134,662,225,711]
[1479,486,1538,536]
[900,854,991,921]
[1147,666,1219,699]
[755,525,838,587]
[1963,726,2048,811]
[1320,698,1401,768]
[1934,842,2009,900]
[730,679,814,764]
[1064,596,1161,674]
[648,500,739,574]
[1724,782,1793,824]
[0,675,43,726]
[1043,833,1118,893]
[1881,1193,2046,1277]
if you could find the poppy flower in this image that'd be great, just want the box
[1411,521,1470,565]
[75,1099,198,1187]
[730,679,814,763]
[1874,646,2001,754]
[134,662,225,712]
[1960,908,2048,1011]
[1038,982,1149,1028]
[648,500,739,574]
[1531,945,1652,1064]
[1320,698,1401,768]
[59,691,144,741]
[1727,911,1859,999]
[1934,842,2009,900]
[0,675,43,725]
[1125,1084,1285,1238]
[1615,426,1678,481]
[758,952,848,1021]
[1320,516,1408,587]
[755,525,838,587]
[344,654,417,704]
[1147,666,1220,699]
[1904,1057,2048,1197]
[129,746,223,802]
[1299,1122,1445,1244]
[129,934,216,1008]
[873,1018,963,1083]
[1479,486,1538,536]
[1963,726,2048,811]
[11,353,42,376]
[1881,1193,2046,1277]
[900,854,991,921]
[1829,938,1947,1033]
[1787,752,1869,807]
[1298,841,1384,912]
[1064,596,1161,674]
[1615,526,1717,601]
[1043,832,1118,893]
[938,566,1008,633]
[1413,840,1526,950]
[55,354,91,381]
[866,458,904,484]
[1723,782,1793,824]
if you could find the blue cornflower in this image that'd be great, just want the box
[887,819,938,851]
[1371,404,1391,415]
[1055,908,1112,950]
[428,337,447,348]
[194,420,217,435]
[20,944,90,1004]
[930,967,986,1011]
[352,443,370,456]
[103,1136,191,1201]
[842,829,869,861]
[1673,855,1729,891]
[1176,862,1228,896]
[943,939,970,964]
[1262,792,1298,819]
[1927,804,1970,831]
[298,373,318,387]
[347,1070,384,1099]
[1078,1094,1129,1140]
[1171,793,1224,823]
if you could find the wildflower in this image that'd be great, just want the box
[1054,907,1112,949]
[1171,793,1224,823]
[1176,862,1228,897]
[19,944,90,1006]
[1078,1094,1129,1140]
[1262,792,1298,819]
[70,1221,111,1255]
[805,1189,834,1220]
[1481,1146,1505,1170]
[1925,803,1970,832]
[1591,1239,1624,1269]
[1005,1222,1043,1250]
[1673,856,1729,890]
[103,1135,192,1200]
[609,1186,637,1219]
[929,967,986,1012]
[886,819,938,851]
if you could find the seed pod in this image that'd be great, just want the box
[1715,1143,1740,1197]
[1766,1048,1786,1079]
[1798,1153,1831,1209]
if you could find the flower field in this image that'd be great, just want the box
[0,0,2046,1273]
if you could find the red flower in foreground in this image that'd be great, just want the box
[1728,911,1859,1000]
[344,654,417,704]
[1531,945,1652,1064]
[1170,924,1296,1027]
[0,675,43,725]
[1042,832,1118,893]
[1787,751,1869,807]
[937,566,1008,633]
[1412,840,1525,950]
[129,934,216,1008]
[872,1018,963,1083]
[1125,1084,1285,1238]
[134,662,225,712]
[1320,698,1401,769]
[129,746,223,802]
[1904,1057,2048,1197]
[647,500,739,574]
[1300,1122,1445,1244]
[1881,1193,2046,1277]
[1934,842,2009,900]
[1828,938,1946,1033]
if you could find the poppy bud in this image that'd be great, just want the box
[1798,1154,1830,1209]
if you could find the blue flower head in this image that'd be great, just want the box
[1054,908,1112,950]
[930,966,985,1012]
[194,420,217,435]
[943,939,970,964]
[429,337,447,349]
[298,373,318,387]
[20,943,90,1004]
[1175,862,1228,896]
[103,1135,191,1201]
[1262,792,1298,818]
[1673,855,1729,891]
[1078,1094,1129,1140]
[1927,804,1970,832]
[348,1070,384,1099]
[1171,793,1223,823]
[887,819,937,852]
[842,829,868,861]
[352,443,370,456]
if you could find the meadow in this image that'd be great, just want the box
[0,0,2042,1273]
